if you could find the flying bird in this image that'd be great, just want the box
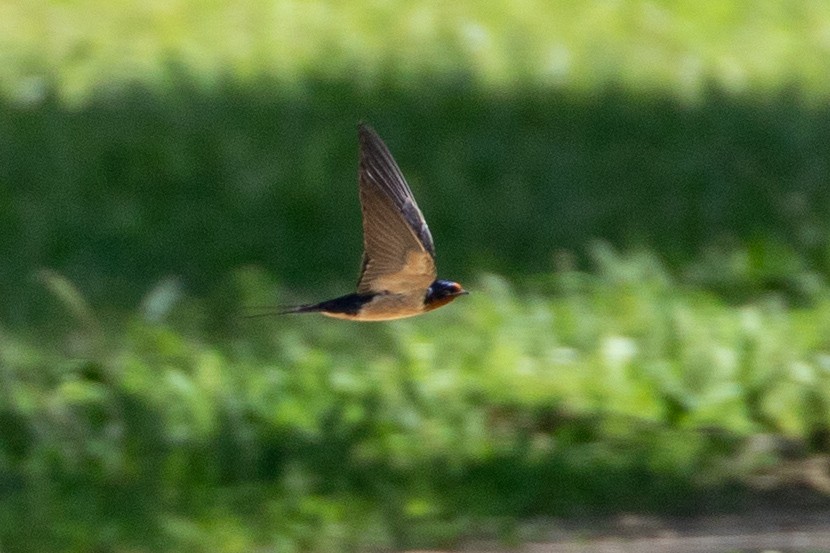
[279,124,467,321]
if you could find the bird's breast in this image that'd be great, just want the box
[422,295,458,312]
[323,292,426,321]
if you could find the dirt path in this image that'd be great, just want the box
[415,498,830,552]
[515,457,830,551]
[520,531,830,552]
[517,509,830,552]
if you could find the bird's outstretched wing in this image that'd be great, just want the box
[355,124,436,295]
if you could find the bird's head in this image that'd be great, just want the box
[424,280,468,311]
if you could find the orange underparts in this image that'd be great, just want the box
[424,295,457,312]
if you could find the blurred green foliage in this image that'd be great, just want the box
[3,80,830,327]
[6,265,830,551]
[4,0,830,101]
[2,1,830,551]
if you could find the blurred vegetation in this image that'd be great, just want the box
[2,1,830,552]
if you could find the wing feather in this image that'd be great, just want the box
[355,125,436,294]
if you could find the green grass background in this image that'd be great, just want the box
[2,1,830,551]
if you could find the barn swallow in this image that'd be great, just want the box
[279,124,467,321]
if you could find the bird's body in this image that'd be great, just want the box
[280,124,466,321]
[285,278,465,321]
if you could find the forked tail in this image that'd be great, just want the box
[243,303,323,318]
